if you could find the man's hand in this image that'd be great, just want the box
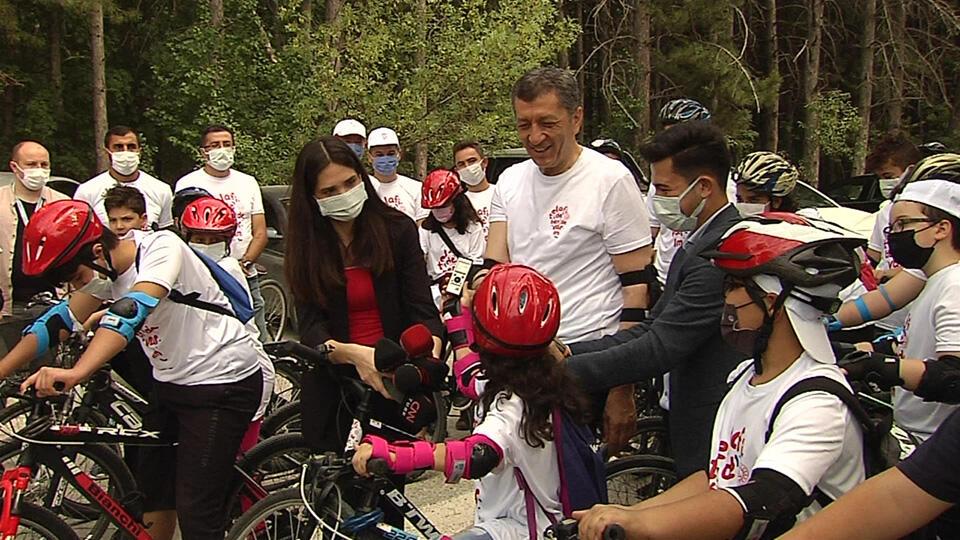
[603,384,637,455]
[572,505,632,540]
[547,339,571,364]
[21,366,81,397]
[353,346,392,400]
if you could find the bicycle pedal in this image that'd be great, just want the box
[341,508,384,533]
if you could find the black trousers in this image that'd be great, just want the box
[137,369,260,540]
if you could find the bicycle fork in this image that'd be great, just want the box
[0,466,32,539]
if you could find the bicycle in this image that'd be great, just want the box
[258,278,288,342]
[545,519,626,540]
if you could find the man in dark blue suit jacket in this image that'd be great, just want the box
[566,122,745,478]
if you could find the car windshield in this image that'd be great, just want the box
[794,181,839,209]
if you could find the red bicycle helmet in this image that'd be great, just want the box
[22,200,104,277]
[421,169,462,209]
[703,219,863,289]
[472,264,561,357]
[181,197,237,238]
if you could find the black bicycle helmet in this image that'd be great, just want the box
[919,141,948,158]
[172,187,213,222]
[589,138,649,188]
[658,99,711,126]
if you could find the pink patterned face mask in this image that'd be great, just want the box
[431,206,455,223]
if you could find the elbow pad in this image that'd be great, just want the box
[723,468,810,540]
[23,299,79,357]
[916,355,960,405]
[98,291,160,343]
[363,435,436,476]
[445,305,475,351]
[619,264,661,309]
[444,434,502,483]
[453,351,485,401]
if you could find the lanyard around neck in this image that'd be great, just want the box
[15,196,43,225]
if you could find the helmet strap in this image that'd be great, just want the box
[90,248,119,281]
[747,281,792,375]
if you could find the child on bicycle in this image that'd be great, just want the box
[354,263,592,540]
[179,195,275,454]
[574,217,867,540]
[0,200,262,540]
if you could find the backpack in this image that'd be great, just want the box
[765,376,916,507]
[514,408,607,539]
[135,243,255,324]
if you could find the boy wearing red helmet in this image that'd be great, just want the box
[354,264,593,540]
[575,218,866,540]
[0,199,261,540]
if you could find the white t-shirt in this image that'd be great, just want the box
[466,187,495,239]
[709,355,864,522]
[868,202,927,331]
[489,148,652,343]
[419,223,485,282]
[76,171,174,229]
[371,175,428,221]
[174,169,265,258]
[218,256,275,421]
[472,392,561,540]
[101,231,262,386]
[894,263,960,440]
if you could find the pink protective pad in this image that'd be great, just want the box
[443,433,502,483]
[453,351,483,400]
[362,435,436,475]
[445,309,476,350]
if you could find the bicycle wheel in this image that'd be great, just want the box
[7,501,81,540]
[265,359,302,421]
[224,432,312,524]
[260,400,301,438]
[226,486,380,540]
[0,399,34,444]
[0,442,136,539]
[605,454,677,506]
[624,416,670,458]
[259,280,288,342]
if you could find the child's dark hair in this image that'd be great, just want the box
[103,185,147,216]
[421,192,480,235]
[918,203,960,250]
[478,351,592,448]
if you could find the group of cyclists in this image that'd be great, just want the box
[1,63,959,540]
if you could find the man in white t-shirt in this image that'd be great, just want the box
[2,200,261,540]
[174,125,268,339]
[453,140,495,240]
[483,67,654,453]
[333,118,367,160]
[574,220,865,540]
[367,127,427,223]
[75,126,174,231]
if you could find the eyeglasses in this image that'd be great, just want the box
[883,217,935,235]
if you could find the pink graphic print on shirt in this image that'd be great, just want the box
[549,205,570,238]
[709,427,750,487]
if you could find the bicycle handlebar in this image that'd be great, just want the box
[263,341,333,366]
[546,518,625,540]
[367,458,391,477]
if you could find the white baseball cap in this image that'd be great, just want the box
[368,127,400,148]
[333,119,367,139]
[897,179,960,221]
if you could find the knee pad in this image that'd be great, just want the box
[444,434,502,483]
[99,291,160,343]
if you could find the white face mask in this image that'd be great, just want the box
[16,164,50,191]
[879,177,900,198]
[189,241,228,261]
[736,202,767,216]
[431,206,455,223]
[110,151,140,176]
[458,162,486,186]
[316,182,368,222]
[206,147,235,172]
[651,179,706,232]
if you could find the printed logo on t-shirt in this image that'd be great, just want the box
[438,249,458,275]
[137,324,167,362]
[549,205,570,238]
[383,194,407,213]
[708,427,750,487]
[902,313,912,351]
[671,230,686,248]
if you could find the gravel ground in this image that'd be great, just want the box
[406,470,477,534]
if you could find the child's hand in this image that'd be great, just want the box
[83,309,107,332]
[352,443,374,476]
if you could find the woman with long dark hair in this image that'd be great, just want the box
[285,136,442,454]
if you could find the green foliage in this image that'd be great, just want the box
[806,90,861,158]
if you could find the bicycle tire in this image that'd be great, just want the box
[261,398,301,438]
[605,454,677,506]
[0,441,136,540]
[259,279,288,342]
[226,486,380,540]
[0,399,34,444]
[623,415,670,458]
[6,500,81,540]
[224,432,312,525]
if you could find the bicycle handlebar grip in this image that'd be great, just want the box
[367,458,391,477]
[604,525,626,540]
[265,341,333,366]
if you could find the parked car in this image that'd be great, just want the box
[820,173,885,213]
[486,148,876,239]
[0,171,80,197]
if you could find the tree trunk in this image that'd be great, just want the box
[414,0,428,179]
[575,0,585,107]
[210,0,224,29]
[758,0,780,151]
[50,2,64,119]
[557,0,570,69]
[1,86,14,143]
[325,0,342,23]
[853,0,877,174]
[801,0,824,186]
[883,0,905,129]
[90,0,109,173]
[633,0,651,145]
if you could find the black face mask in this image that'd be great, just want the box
[887,226,935,270]
[720,302,763,358]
